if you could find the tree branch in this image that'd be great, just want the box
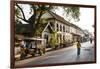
[37,10,43,24]
[16,15,29,23]
[16,4,26,20]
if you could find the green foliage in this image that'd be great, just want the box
[64,7,80,22]
[15,6,21,17]
[49,31,58,49]
[15,6,21,23]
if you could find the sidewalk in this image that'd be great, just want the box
[15,48,52,60]
[15,45,73,60]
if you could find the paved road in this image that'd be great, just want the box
[15,41,95,67]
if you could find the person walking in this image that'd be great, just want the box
[77,40,81,56]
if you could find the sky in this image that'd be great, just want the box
[17,4,94,34]
[73,8,94,33]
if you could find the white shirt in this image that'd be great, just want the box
[21,40,26,48]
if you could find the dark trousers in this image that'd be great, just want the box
[77,48,80,56]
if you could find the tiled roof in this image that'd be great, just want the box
[48,11,71,26]
[48,11,83,31]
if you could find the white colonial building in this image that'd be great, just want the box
[40,11,85,47]
[16,11,85,48]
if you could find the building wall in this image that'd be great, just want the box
[54,20,73,44]
[41,12,85,46]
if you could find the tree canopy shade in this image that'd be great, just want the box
[15,3,80,37]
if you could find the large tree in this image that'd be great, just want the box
[15,3,54,36]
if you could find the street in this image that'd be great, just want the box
[15,41,95,67]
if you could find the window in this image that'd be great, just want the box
[63,26,65,32]
[63,35,65,43]
[60,25,62,31]
[50,22,54,27]
[66,26,69,33]
[57,23,59,31]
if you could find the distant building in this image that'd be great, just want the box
[83,30,94,42]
